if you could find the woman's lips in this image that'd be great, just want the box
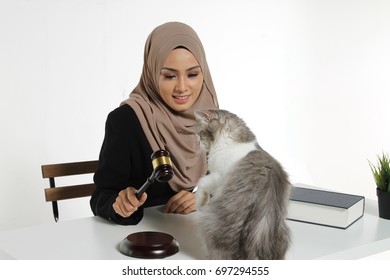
[173,94,191,104]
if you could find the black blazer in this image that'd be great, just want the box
[90,104,175,225]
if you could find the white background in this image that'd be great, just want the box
[1,0,390,229]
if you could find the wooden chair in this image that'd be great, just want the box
[41,160,99,222]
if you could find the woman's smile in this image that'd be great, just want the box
[173,94,191,104]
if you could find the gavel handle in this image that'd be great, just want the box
[136,176,154,200]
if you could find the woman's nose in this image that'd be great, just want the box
[175,77,187,92]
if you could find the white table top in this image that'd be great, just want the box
[0,199,389,260]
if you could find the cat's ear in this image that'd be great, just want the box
[209,119,220,133]
[194,110,212,124]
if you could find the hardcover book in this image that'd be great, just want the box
[287,183,365,229]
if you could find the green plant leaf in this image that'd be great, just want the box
[369,152,390,192]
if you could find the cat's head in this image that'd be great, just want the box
[194,109,256,152]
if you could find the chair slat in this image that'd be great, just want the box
[41,160,99,178]
[44,183,96,202]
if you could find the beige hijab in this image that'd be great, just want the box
[121,22,218,191]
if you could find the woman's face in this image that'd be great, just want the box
[158,48,203,112]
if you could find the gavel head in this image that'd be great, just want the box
[151,150,174,182]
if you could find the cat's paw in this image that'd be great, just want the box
[195,188,209,209]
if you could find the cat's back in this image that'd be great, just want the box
[209,146,290,211]
[229,146,289,184]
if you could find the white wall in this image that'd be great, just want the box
[1,0,390,229]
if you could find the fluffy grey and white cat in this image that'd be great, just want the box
[194,109,291,260]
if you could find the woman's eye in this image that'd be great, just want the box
[164,74,176,79]
[188,73,199,78]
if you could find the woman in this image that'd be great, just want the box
[90,22,219,225]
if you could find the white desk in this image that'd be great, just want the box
[0,199,389,260]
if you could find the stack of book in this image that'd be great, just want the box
[287,183,365,229]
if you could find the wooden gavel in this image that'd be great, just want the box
[136,150,174,199]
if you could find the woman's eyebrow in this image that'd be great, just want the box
[161,66,201,72]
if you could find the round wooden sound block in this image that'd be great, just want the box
[119,231,179,258]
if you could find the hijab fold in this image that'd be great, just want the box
[121,22,218,191]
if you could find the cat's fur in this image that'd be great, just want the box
[194,109,291,260]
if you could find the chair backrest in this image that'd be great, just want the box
[41,160,99,222]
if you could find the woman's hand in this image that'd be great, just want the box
[113,187,147,218]
[164,190,196,214]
